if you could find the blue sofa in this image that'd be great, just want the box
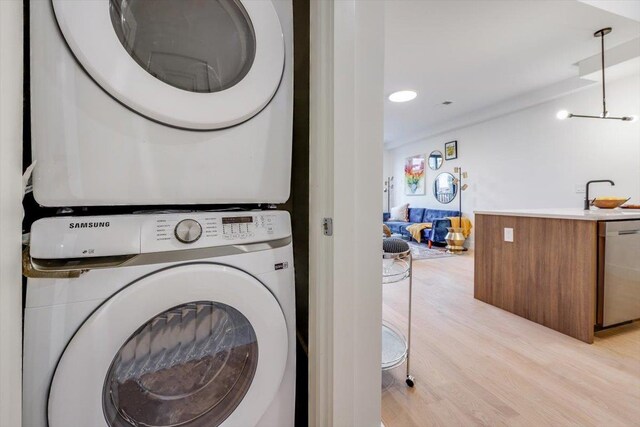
[384,208,460,247]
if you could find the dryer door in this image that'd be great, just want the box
[48,263,288,427]
[51,0,285,130]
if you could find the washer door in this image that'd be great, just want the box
[48,263,288,427]
[51,0,285,130]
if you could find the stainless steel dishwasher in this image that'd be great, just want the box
[597,220,640,327]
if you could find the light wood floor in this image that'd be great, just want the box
[381,252,640,427]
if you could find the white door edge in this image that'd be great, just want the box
[308,1,384,426]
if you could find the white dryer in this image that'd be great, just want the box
[30,0,292,206]
[23,211,295,427]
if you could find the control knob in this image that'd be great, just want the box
[174,219,202,244]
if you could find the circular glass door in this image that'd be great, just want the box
[109,0,256,94]
[48,263,288,427]
[103,302,258,427]
[52,0,286,129]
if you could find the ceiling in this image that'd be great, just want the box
[384,0,640,146]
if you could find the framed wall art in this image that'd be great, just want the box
[444,140,458,160]
[404,154,426,195]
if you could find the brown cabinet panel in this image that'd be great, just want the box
[474,214,597,343]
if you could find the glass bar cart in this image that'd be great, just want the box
[382,246,415,387]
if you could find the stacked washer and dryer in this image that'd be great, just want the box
[23,1,295,427]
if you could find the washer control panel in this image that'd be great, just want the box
[29,211,291,259]
[141,211,290,253]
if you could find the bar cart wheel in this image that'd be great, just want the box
[406,375,415,387]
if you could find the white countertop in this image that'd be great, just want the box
[474,208,640,221]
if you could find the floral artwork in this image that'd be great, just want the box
[404,155,426,195]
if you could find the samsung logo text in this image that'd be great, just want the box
[69,222,110,229]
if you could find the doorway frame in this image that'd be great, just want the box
[308,1,385,425]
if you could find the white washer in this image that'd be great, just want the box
[23,211,295,427]
[30,0,293,206]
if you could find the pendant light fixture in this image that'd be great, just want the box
[557,28,637,122]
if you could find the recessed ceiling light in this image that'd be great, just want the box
[388,90,417,103]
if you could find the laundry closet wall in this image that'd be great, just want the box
[284,0,310,425]
[0,0,24,425]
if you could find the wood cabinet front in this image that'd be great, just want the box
[474,214,597,343]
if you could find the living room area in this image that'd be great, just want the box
[379,1,639,426]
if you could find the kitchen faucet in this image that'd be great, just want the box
[585,180,615,210]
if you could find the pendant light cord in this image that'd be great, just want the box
[600,32,607,118]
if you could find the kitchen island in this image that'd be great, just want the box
[474,208,640,343]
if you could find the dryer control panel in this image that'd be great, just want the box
[30,211,292,259]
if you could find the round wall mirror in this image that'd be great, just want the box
[433,172,457,204]
[428,150,443,170]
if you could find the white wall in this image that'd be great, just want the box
[387,74,640,241]
[0,0,24,425]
